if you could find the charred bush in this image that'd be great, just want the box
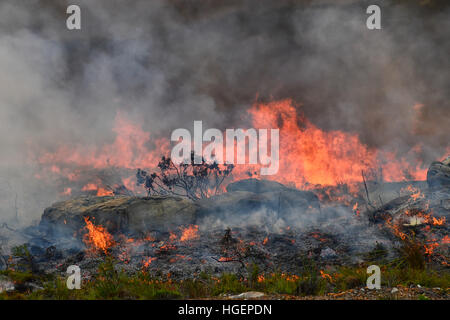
[136,152,234,200]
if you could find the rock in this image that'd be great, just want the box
[427,159,450,189]
[40,195,197,237]
[199,179,320,223]
[226,178,287,193]
[228,291,265,299]
[126,196,197,233]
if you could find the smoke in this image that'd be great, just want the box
[198,203,389,255]
[0,0,449,223]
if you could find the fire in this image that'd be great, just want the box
[218,257,234,262]
[159,243,177,252]
[81,183,98,191]
[169,232,178,242]
[180,225,199,242]
[34,99,436,196]
[238,99,427,188]
[353,202,360,216]
[432,217,446,226]
[37,111,170,170]
[424,242,439,255]
[145,234,156,242]
[320,270,333,282]
[310,231,327,242]
[262,237,268,245]
[81,182,114,196]
[385,217,407,240]
[442,236,450,244]
[61,187,72,196]
[401,185,424,201]
[83,217,115,254]
[34,111,170,195]
[96,187,114,196]
[143,257,157,268]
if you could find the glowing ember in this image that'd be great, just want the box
[169,232,178,242]
[83,217,115,254]
[432,217,446,226]
[353,202,360,216]
[442,236,450,244]
[218,257,234,262]
[143,257,157,268]
[159,243,177,252]
[424,242,439,255]
[320,270,333,282]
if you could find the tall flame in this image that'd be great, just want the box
[241,99,427,188]
[34,99,432,195]
[83,217,115,254]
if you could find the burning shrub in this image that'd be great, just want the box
[136,152,234,200]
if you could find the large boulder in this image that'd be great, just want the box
[198,179,320,222]
[427,156,450,189]
[226,178,287,193]
[40,196,197,237]
[39,179,320,238]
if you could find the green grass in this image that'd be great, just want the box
[0,257,448,300]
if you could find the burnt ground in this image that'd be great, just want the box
[0,178,449,299]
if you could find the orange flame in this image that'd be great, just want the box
[218,257,234,262]
[179,225,199,242]
[401,185,424,201]
[143,257,157,268]
[83,217,115,254]
[242,99,427,188]
[320,270,333,282]
[424,242,439,255]
[432,217,446,226]
[34,100,435,196]
[169,232,178,242]
[442,235,450,244]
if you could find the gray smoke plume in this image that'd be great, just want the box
[0,0,449,224]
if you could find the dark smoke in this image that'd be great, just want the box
[0,0,449,223]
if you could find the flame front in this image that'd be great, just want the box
[34,99,434,195]
[240,99,427,188]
